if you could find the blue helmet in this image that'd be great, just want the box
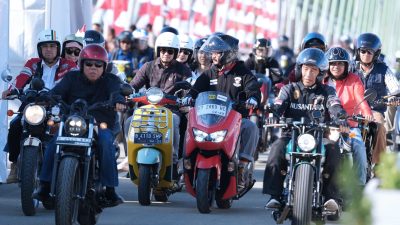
[301,32,327,51]
[295,48,328,81]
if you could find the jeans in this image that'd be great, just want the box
[239,118,259,162]
[349,128,368,185]
[40,128,119,187]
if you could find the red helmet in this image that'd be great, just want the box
[78,44,108,68]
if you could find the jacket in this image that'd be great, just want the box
[189,61,261,117]
[49,71,124,130]
[322,73,373,127]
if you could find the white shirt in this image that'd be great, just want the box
[41,59,60,89]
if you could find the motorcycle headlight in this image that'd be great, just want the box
[146,87,164,104]
[23,104,46,125]
[64,116,87,137]
[297,134,316,152]
[193,128,227,143]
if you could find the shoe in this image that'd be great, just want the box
[117,158,129,172]
[237,162,248,190]
[172,163,179,181]
[265,196,281,209]
[33,181,51,202]
[6,162,18,184]
[324,199,339,212]
[103,187,124,208]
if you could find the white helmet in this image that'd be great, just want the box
[37,29,61,58]
[155,32,179,59]
[132,28,148,41]
[178,34,194,51]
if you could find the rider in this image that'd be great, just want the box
[185,34,260,189]
[338,35,354,59]
[61,33,84,64]
[128,31,192,179]
[188,37,210,85]
[263,48,347,213]
[176,34,194,67]
[323,47,373,185]
[351,33,400,163]
[272,35,295,77]
[34,44,125,207]
[131,28,154,70]
[83,30,105,47]
[2,29,76,184]
[108,31,134,67]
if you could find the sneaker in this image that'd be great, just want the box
[237,162,248,190]
[324,199,339,212]
[103,187,124,208]
[6,162,18,184]
[265,196,281,209]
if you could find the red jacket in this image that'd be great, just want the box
[322,72,372,127]
[13,58,76,89]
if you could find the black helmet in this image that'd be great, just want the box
[117,31,133,42]
[278,35,289,43]
[295,48,328,81]
[325,47,350,79]
[254,38,272,49]
[301,32,327,51]
[200,35,236,66]
[194,37,207,50]
[83,30,105,47]
[160,26,179,35]
[356,33,381,62]
[211,32,239,51]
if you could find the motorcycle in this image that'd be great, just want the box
[2,76,59,215]
[126,87,180,205]
[266,110,341,224]
[49,84,132,225]
[183,91,255,214]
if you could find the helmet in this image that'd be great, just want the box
[194,37,207,50]
[61,34,84,58]
[37,29,61,59]
[160,26,179,35]
[325,47,351,79]
[132,29,148,41]
[278,35,289,43]
[339,35,352,45]
[356,33,381,62]
[200,35,237,66]
[155,32,180,58]
[295,48,328,81]
[178,34,194,60]
[83,30,105,47]
[212,33,239,52]
[254,38,272,49]
[78,45,108,69]
[117,31,133,42]
[301,32,327,51]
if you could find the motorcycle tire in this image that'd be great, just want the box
[292,164,314,225]
[55,157,81,225]
[20,146,40,216]
[138,165,152,206]
[196,169,214,214]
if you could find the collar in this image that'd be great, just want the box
[41,58,60,68]
[217,62,236,76]
[298,81,318,90]
[155,57,177,69]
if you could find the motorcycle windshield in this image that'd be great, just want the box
[195,91,232,126]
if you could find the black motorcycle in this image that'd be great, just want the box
[3,78,59,215]
[49,84,132,225]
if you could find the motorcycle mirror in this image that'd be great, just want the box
[1,68,13,83]
[30,78,45,91]
[174,81,192,90]
[120,83,134,96]
[364,89,377,102]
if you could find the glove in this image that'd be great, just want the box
[335,119,350,133]
[181,96,193,106]
[245,97,258,109]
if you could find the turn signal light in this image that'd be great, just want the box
[7,110,14,117]
[47,120,55,126]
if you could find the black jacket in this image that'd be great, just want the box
[189,61,261,117]
[275,81,344,123]
[49,71,124,130]
[244,56,283,85]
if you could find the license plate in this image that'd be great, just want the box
[134,132,163,144]
[56,136,92,147]
[197,104,227,117]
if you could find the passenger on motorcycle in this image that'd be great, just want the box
[2,29,76,184]
[188,37,211,85]
[263,48,347,213]
[323,47,373,185]
[185,34,260,190]
[128,31,192,178]
[61,33,84,64]
[34,44,125,207]
[351,33,400,163]
[176,34,194,67]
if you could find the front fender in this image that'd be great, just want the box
[137,148,162,165]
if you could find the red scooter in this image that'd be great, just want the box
[183,91,255,213]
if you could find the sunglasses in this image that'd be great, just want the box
[360,49,374,55]
[84,61,103,68]
[65,48,81,56]
[160,48,175,55]
[330,61,346,67]
[179,49,191,55]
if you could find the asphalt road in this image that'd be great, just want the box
[0,153,340,225]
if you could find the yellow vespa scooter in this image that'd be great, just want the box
[126,87,179,205]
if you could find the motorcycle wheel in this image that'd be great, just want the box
[292,164,314,225]
[55,157,81,225]
[196,169,214,214]
[138,165,152,206]
[20,146,39,216]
